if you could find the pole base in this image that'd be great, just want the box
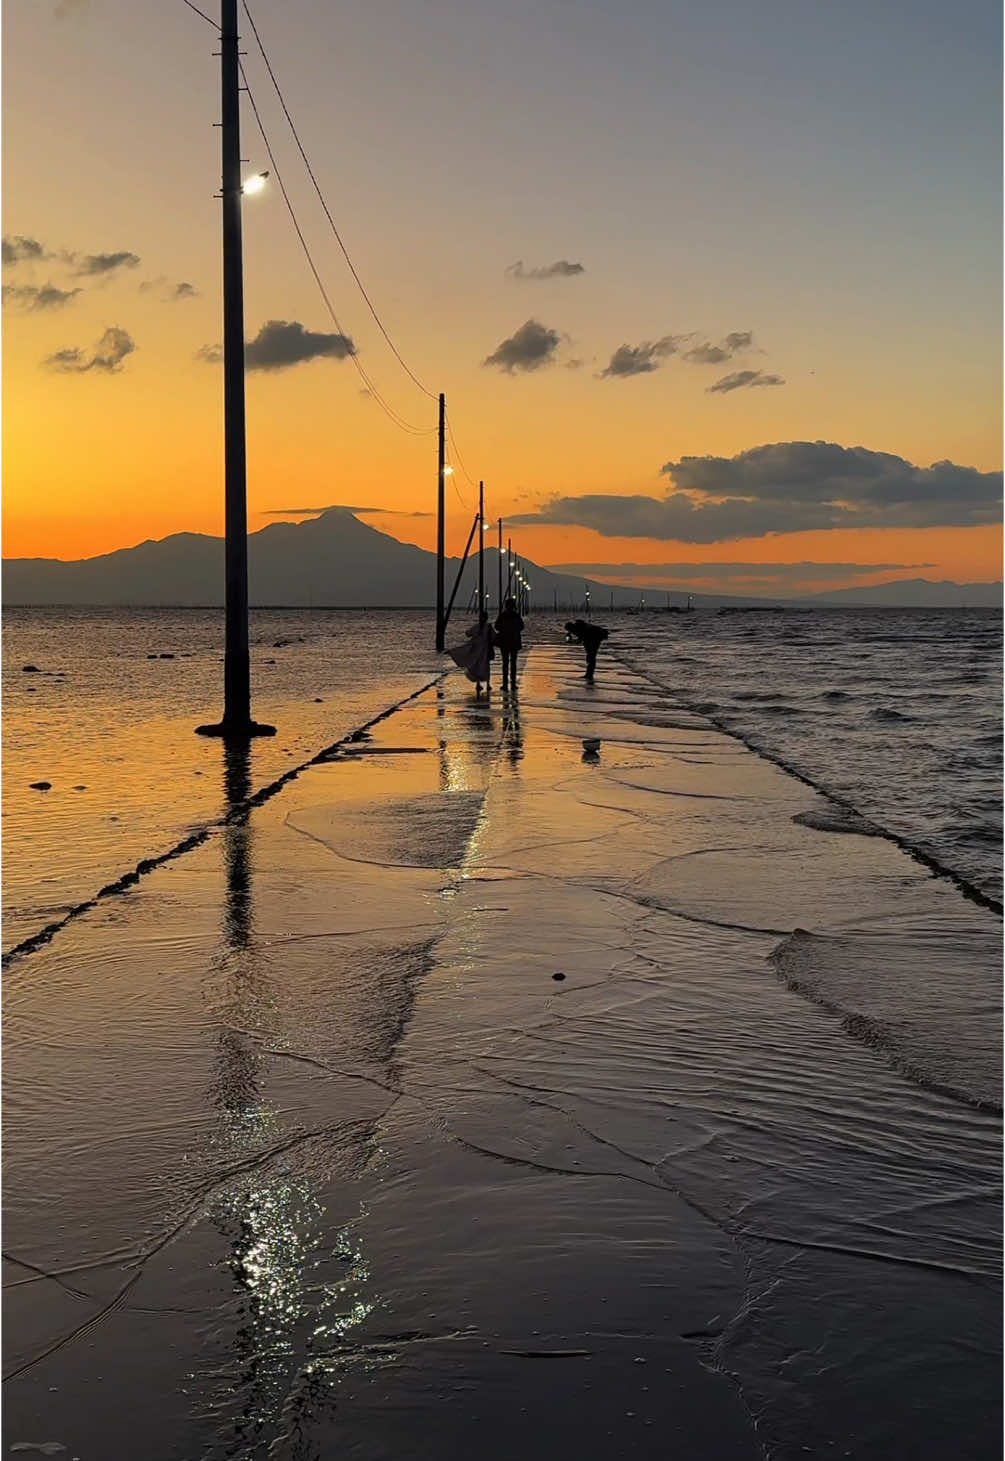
[195,719,277,739]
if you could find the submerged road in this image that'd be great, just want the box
[4,645,1001,1459]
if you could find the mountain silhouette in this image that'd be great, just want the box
[1,509,656,609]
[2,509,999,608]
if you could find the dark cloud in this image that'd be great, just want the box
[141,277,199,302]
[195,343,223,365]
[604,329,756,377]
[2,235,47,265]
[547,560,932,582]
[261,504,432,518]
[3,283,81,310]
[509,442,1002,541]
[484,318,561,373]
[45,325,135,374]
[683,342,731,365]
[244,319,356,371]
[707,369,784,393]
[602,336,682,377]
[506,259,585,281]
[71,250,141,277]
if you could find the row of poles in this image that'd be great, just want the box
[197,0,531,738]
[433,391,530,650]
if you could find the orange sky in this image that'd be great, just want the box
[2,1,1001,595]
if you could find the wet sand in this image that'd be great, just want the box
[3,646,1001,1459]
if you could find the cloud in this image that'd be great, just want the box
[141,277,199,302]
[602,336,682,377]
[71,250,141,277]
[484,318,561,373]
[682,342,731,365]
[44,325,135,374]
[707,368,784,393]
[3,283,81,310]
[603,328,756,378]
[509,442,1003,541]
[261,504,433,518]
[195,342,223,365]
[2,235,48,266]
[547,560,932,583]
[506,260,585,281]
[244,319,356,371]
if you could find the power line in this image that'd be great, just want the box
[445,414,478,489]
[180,0,216,26]
[241,0,437,401]
[241,67,434,436]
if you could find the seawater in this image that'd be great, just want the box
[612,606,1002,906]
[2,608,440,952]
[3,605,1001,955]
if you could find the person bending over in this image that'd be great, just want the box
[494,595,525,690]
[565,619,608,682]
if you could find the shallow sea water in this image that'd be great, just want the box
[2,608,441,951]
[611,606,1002,904]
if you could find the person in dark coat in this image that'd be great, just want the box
[494,596,525,690]
[565,619,608,682]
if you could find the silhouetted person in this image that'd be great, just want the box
[494,595,525,690]
[448,611,494,696]
[565,619,608,682]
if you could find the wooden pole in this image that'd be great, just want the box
[436,393,446,650]
[478,481,485,615]
[198,0,273,737]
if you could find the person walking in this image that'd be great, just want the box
[564,619,608,682]
[493,595,525,691]
[447,612,494,696]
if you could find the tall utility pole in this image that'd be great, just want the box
[435,392,446,650]
[497,518,503,609]
[506,537,513,597]
[198,0,273,737]
[478,481,485,617]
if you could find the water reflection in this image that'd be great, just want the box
[202,742,376,1456]
[501,685,523,766]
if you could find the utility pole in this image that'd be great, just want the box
[198,0,273,738]
[506,537,513,597]
[497,517,503,609]
[432,397,446,654]
[478,481,485,617]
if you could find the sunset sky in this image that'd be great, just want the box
[3,0,1001,595]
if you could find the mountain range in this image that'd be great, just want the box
[2,509,999,609]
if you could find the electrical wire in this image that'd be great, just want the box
[241,67,435,436]
[241,0,437,401]
[445,414,478,488]
[180,0,216,25]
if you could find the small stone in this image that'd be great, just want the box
[159,653,175,660]
[552,972,566,981]
[22,664,40,673]
[29,781,52,791]
[72,785,87,792]
[314,698,324,703]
